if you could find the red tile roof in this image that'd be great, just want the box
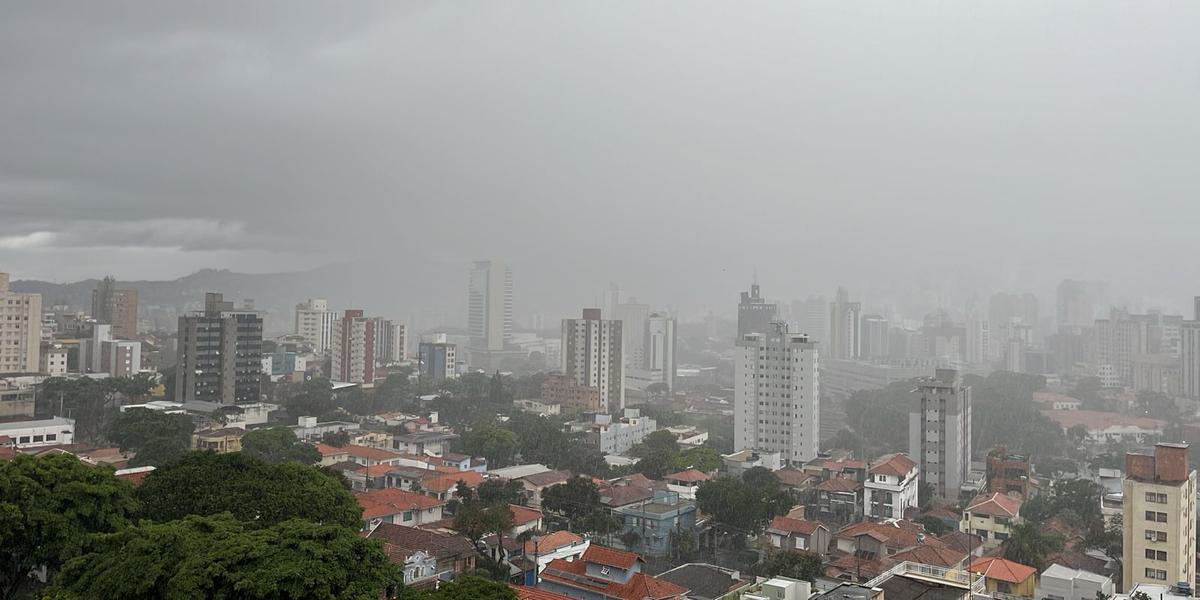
[525,530,584,554]
[868,453,917,477]
[541,548,685,600]
[936,530,983,555]
[509,504,544,526]
[664,469,711,483]
[1040,409,1166,432]
[367,523,475,560]
[969,556,1037,584]
[356,488,444,520]
[116,469,153,487]
[422,470,485,494]
[513,586,576,600]
[815,477,863,493]
[775,468,818,488]
[825,554,884,580]
[360,464,396,478]
[965,492,1022,517]
[583,544,642,569]
[836,520,932,550]
[315,443,350,456]
[768,516,825,536]
[888,544,966,568]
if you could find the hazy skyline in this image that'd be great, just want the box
[4,2,1200,319]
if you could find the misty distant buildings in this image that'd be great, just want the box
[737,283,777,343]
[80,324,141,377]
[561,308,624,412]
[175,292,263,405]
[792,295,829,348]
[644,313,676,391]
[909,368,972,502]
[468,260,513,351]
[294,298,337,353]
[373,319,405,365]
[0,273,42,374]
[860,314,889,360]
[612,299,649,369]
[734,321,820,464]
[1181,321,1200,399]
[1057,279,1107,333]
[418,341,456,381]
[91,276,138,339]
[828,287,861,360]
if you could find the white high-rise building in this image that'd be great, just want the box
[909,368,972,501]
[644,313,676,391]
[294,298,337,353]
[734,322,820,464]
[0,273,42,374]
[330,309,376,385]
[613,300,650,369]
[371,318,405,365]
[860,315,889,359]
[468,260,513,351]
[829,287,861,360]
[1181,321,1200,399]
[965,312,991,365]
[561,309,624,412]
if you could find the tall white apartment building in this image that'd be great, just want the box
[372,319,405,365]
[613,301,650,369]
[644,313,676,391]
[734,322,820,464]
[829,287,861,360]
[0,273,42,374]
[294,298,337,353]
[1181,321,1200,399]
[909,368,972,501]
[1122,443,1196,591]
[561,309,624,412]
[468,260,513,351]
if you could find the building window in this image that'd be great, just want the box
[1146,492,1169,504]
[1145,568,1167,581]
[1146,511,1168,523]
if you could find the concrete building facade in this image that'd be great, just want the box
[561,309,623,412]
[330,309,376,384]
[734,321,820,464]
[0,273,42,375]
[91,276,138,339]
[1122,443,1197,592]
[909,368,972,501]
[175,292,263,405]
[294,298,337,353]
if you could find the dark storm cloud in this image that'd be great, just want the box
[2,2,1200,315]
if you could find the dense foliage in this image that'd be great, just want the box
[696,467,791,545]
[136,451,361,529]
[241,427,321,464]
[51,514,400,600]
[40,375,157,444]
[752,550,823,581]
[108,407,194,467]
[0,454,138,599]
[541,476,620,535]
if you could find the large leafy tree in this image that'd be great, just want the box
[696,468,791,544]
[458,425,518,468]
[241,427,321,464]
[399,575,516,600]
[281,377,335,418]
[0,454,138,599]
[52,514,400,600]
[136,451,361,529]
[1001,522,1064,571]
[108,407,195,468]
[755,550,823,582]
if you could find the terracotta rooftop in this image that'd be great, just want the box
[367,522,474,560]
[315,443,350,456]
[1040,409,1166,431]
[525,530,584,554]
[768,516,825,536]
[356,488,444,520]
[936,530,983,555]
[889,544,966,568]
[775,467,818,488]
[964,492,1022,517]
[815,477,863,493]
[969,556,1037,584]
[869,453,917,477]
[583,544,642,569]
[422,470,485,494]
[509,504,544,526]
[836,520,932,549]
[541,547,685,600]
[513,586,575,600]
[665,469,712,483]
[522,470,571,488]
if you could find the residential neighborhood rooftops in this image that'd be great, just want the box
[509,504,543,526]
[816,478,863,493]
[512,586,574,600]
[392,430,458,443]
[887,544,966,568]
[525,530,584,554]
[968,556,1037,584]
[343,444,402,461]
[422,470,485,494]
[836,520,930,549]
[366,522,474,559]
[521,469,571,487]
[489,464,552,479]
[583,544,642,569]
[1040,409,1166,431]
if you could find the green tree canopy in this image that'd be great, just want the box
[108,407,195,468]
[697,468,791,539]
[399,575,516,600]
[136,451,361,529]
[1001,522,1064,571]
[458,425,518,468]
[52,514,399,600]
[754,550,823,582]
[283,377,335,418]
[0,454,138,599]
[242,427,321,464]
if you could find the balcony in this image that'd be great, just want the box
[866,561,985,595]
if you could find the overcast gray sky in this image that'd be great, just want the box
[3,1,1200,319]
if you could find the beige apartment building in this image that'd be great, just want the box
[0,273,42,374]
[1122,443,1197,591]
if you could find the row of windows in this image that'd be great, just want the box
[1145,529,1168,542]
[1144,549,1168,561]
[1145,492,1169,504]
[1145,568,1168,581]
[1145,511,1169,523]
